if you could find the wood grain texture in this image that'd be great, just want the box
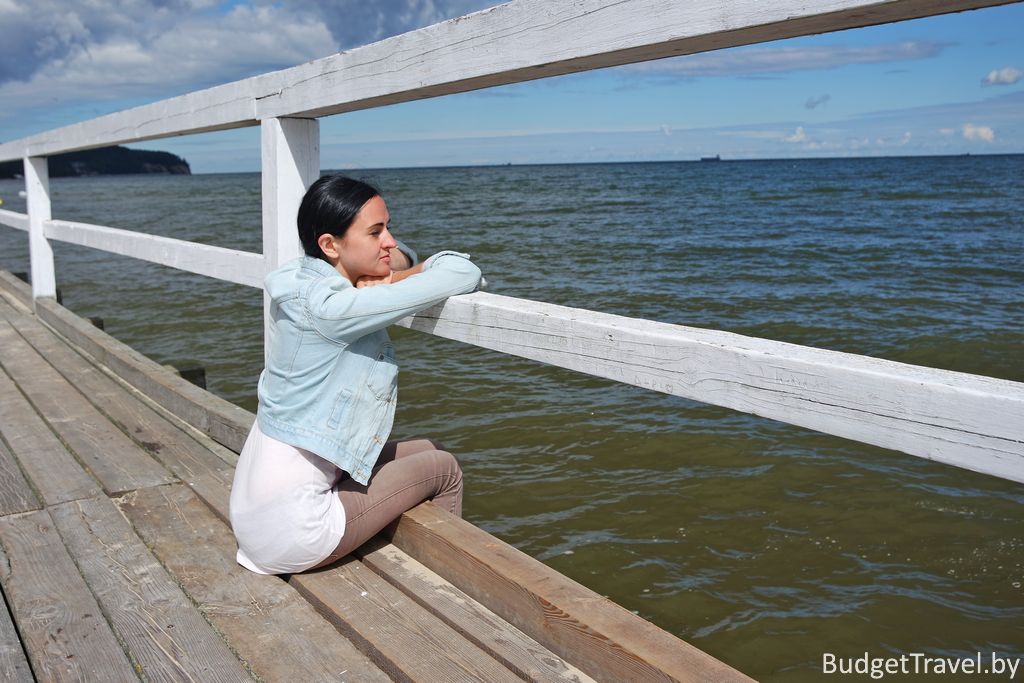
[3,303,237,509]
[120,483,391,683]
[389,503,754,683]
[394,291,1024,483]
[0,583,33,682]
[291,561,523,683]
[0,436,39,518]
[0,509,138,682]
[0,274,31,311]
[50,495,252,682]
[0,0,1012,160]
[30,295,252,454]
[0,367,101,506]
[0,318,176,495]
[44,218,264,288]
[0,270,751,681]
[0,276,241,519]
[357,536,595,682]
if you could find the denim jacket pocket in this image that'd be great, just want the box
[327,388,354,430]
[367,342,398,402]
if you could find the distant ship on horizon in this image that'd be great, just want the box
[700,154,721,162]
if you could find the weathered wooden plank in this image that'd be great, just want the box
[389,503,753,683]
[0,272,751,680]
[0,209,27,232]
[0,436,40,518]
[357,536,595,682]
[0,273,31,311]
[119,484,391,683]
[0,0,1012,162]
[2,302,236,513]
[0,284,242,491]
[0,319,176,495]
[396,291,1024,483]
[0,509,138,682]
[29,294,252,453]
[0,580,33,682]
[43,218,264,289]
[49,495,252,682]
[291,561,522,683]
[0,368,101,506]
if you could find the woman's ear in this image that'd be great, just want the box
[317,233,339,261]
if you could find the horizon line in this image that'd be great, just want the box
[191,150,1024,175]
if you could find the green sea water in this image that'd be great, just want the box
[1,155,1022,680]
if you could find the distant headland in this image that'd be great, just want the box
[0,145,190,179]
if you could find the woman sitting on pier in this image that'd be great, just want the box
[229,175,482,574]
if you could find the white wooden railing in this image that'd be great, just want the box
[1,0,1022,484]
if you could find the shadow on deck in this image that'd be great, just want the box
[0,270,750,682]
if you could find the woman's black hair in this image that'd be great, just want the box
[297,175,381,261]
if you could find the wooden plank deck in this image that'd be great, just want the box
[0,270,752,682]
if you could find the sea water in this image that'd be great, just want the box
[0,155,1021,680]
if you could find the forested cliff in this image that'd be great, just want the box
[0,146,190,178]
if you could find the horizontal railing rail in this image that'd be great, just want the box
[45,218,264,288]
[2,0,1021,484]
[397,294,1024,484]
[0,209,28,232]
[0,211,263,287]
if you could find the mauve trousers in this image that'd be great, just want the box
[314,438,463,568]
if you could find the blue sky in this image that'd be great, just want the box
[1,1,1021,173]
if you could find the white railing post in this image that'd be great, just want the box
[260,117,320,356]
[24,156,56,303]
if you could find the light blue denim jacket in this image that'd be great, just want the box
[257,251,481,484]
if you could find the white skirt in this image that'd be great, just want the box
[229,421,347,574]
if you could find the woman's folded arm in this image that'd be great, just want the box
[309,252,482,343]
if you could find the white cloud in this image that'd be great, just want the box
[0,3,337,114]
[962,123,995,142]
[981,67,1022,86]
[783,126,807,143]
[0,0,498,128]
[0,1,499,88]
[0,0,215,85]
[619,41,949,79]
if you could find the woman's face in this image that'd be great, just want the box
[333,195,397,283]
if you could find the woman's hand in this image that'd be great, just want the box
[355,263,425,288]
[388,246,413,271]
[355,272,394,288]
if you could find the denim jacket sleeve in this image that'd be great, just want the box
[307,251,481,344]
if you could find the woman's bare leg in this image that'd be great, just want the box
[312,438,462,568]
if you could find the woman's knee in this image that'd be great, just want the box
[392,437,448,459]
[425,448,463,490]
[443,449,463,479]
